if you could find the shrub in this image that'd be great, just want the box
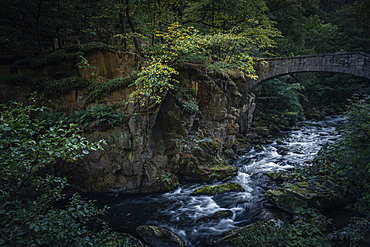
[69,104,124,128]
[0,95,129,246]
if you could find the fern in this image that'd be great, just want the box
[36,110,66,128]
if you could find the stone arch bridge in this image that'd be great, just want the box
[245,51,370,92]
[239,52,370,135]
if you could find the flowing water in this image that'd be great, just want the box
[92,115,346,246]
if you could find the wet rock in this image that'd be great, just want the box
[121,233,148,247]
[136,225,184,247]
[210,218,284,246]
[267,171,290,182]
[276,146,289,155]
[190,182,244,196]
[263,201,278,209]
[197,210,233,223]
[265,181,354,214]
[255,145,262,151]
[181,159,238,183]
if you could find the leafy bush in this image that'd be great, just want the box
[69,104,124,128]
[128,59,179,106]
[337,217,370,247]
[313,96,370,195]
[36,109,66,128]
[0,96,130,246]
[233,206,330,247]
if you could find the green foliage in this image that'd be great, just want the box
[35,104,124,130]
[282,95,370,246]
[311,96,370,195]
[232,215,330,247]
[173,86,199,114]
[0,74,47,92]
[336,217,370,247]
[0,70,134,108]
[84,74,135,106]
[255,76,304,127]
[159,170,173,184]
[80,42,110,54]
[76,51,98,77]
[182,99,199,114]
[149,22,278,79]
[69,105,124,128]
[0,95,131,246]
[128,59,179,106]
[45,76,92,95]
[36,110,66,129]
[171,130,212,153]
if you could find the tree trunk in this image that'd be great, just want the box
[125,0,142,57]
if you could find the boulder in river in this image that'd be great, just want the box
[265,180,354,214]
[196,209,233,223]
[190,182,244,196]
[136,225,184,247]
[210,218,284,246]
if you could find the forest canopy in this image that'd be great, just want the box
[1,0,369,57]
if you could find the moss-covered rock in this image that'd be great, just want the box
[190,182,244,196]
[121,233,148,247]
[180,155,238,183]
[276,138,284,145]
[265,181,354,214]
[210,218,284,246]
[136,225,183,247]
[267,171,290,182]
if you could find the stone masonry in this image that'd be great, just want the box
[245,52,370,92]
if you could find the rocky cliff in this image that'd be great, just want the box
[0,49,256,193]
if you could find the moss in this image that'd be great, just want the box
[222,176,233,182]
[190,182,244,196]
[267,171,288,181]
[297,181,309,187]
[276,138,284,145]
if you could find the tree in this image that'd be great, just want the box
[0,95,129,246]
[353,0,370,38]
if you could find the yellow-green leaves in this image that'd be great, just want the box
[128,59,179,106]
[130,21,280,107]
[148,22,279,79]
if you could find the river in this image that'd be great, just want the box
[91,115,346,246]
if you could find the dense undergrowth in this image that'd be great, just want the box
[0,96,133,246]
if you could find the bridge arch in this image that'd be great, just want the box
[245,52,370,92]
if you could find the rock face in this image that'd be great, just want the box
[136,225,184,247]
[265,181,354,214]
[0,49,257,194]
